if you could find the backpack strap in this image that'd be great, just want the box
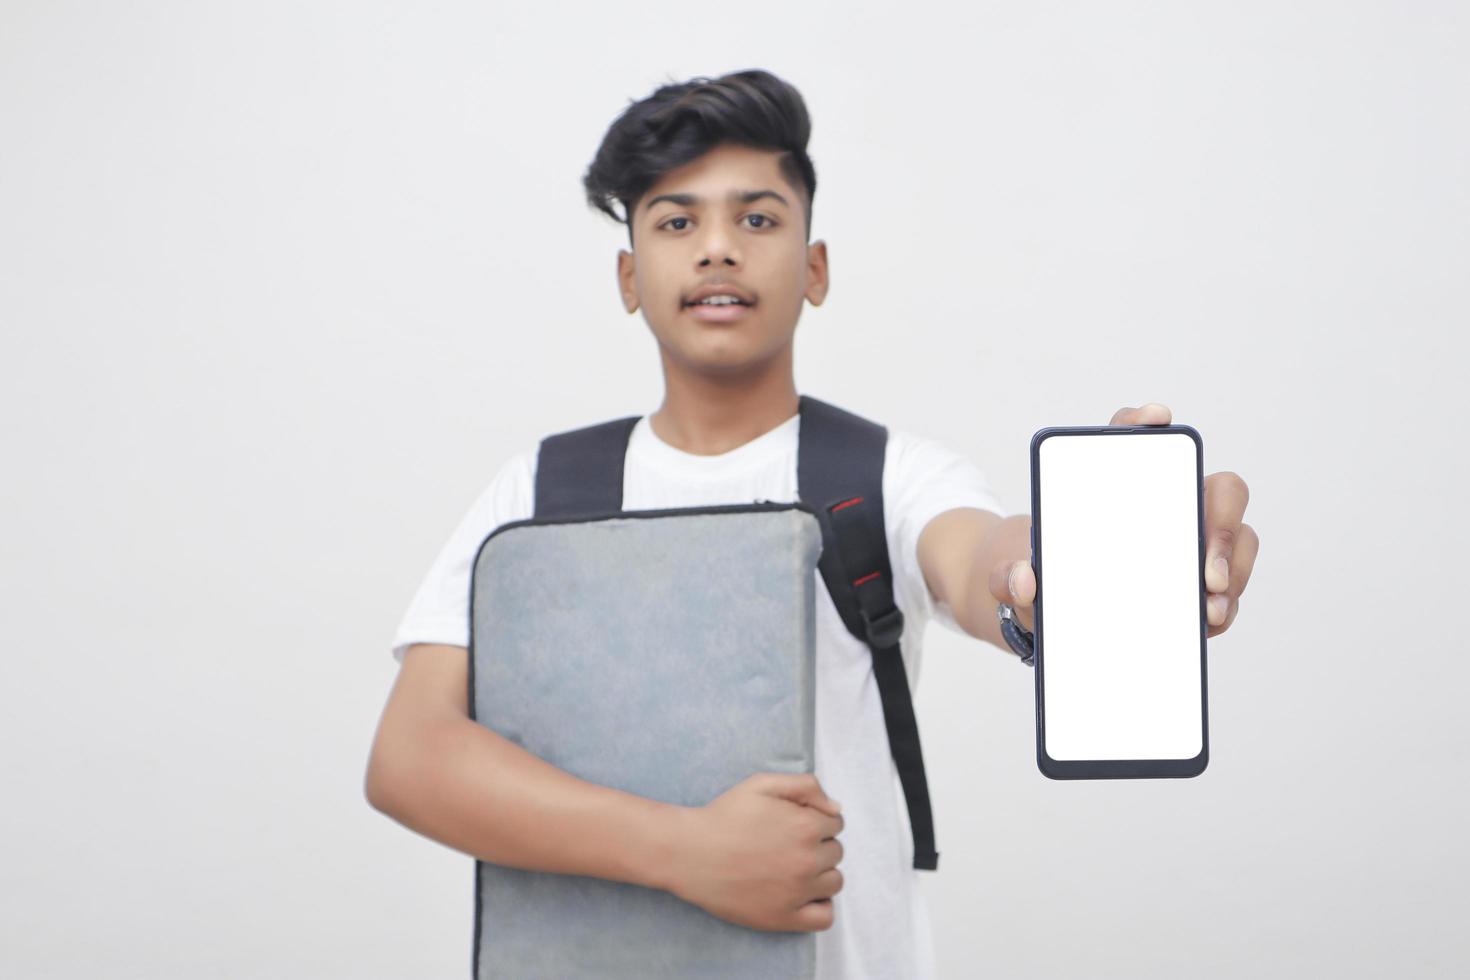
[533,415,640,518]
[796,394,939,872]
[532,400,940,872]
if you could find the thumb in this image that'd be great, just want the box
[990,558,1035,609]
[760,773,842,817]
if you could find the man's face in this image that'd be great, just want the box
[617,142,828,378]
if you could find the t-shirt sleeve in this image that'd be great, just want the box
[388,447,537,665]
[886,430,1012,637]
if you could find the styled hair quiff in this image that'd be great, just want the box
[582,69,818,247]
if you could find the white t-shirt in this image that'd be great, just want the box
[390,407,1010,979]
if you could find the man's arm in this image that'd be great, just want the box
[916,508,1032,652]
[916,404,1256,652]
[365,642,847,933]
[364,643,681,892]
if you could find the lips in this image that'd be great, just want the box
[683,283,756,324]
[684,281,755,306]
[685,299,754,323]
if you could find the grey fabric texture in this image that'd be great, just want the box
[469,504,823,979]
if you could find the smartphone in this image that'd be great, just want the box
[1029,424,1209,779]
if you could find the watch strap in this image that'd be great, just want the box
[996,602,1035,666]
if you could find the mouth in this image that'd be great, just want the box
[683,298,755,323]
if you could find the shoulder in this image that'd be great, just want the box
[879,427,1010,634]
[491,443,539,521]
[884,426,965,477]
[881,426,1011,562]
[455,443,538,541]
[883,427,1008,513]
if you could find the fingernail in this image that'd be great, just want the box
[830,799,842,814]
[1008,563,1021,598]
[1213,555,1229,587]
[1209,595,1227,623]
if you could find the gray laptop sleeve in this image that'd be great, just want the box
[468,501,823,979]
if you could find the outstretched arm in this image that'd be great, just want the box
[918,507,1027,653]
[917,403,1258,653]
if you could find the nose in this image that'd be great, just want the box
[696,225,740,268]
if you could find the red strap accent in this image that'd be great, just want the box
[831,496,864,512]
[853,571,881,587]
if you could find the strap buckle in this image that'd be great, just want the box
[859,603,905,649]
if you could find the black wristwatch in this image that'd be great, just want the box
[996,602,1035,666]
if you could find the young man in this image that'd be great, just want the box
[366,69,1256,978]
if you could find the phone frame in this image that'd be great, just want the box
[1029,423,1210,779]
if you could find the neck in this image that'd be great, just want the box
[649,346,800,456]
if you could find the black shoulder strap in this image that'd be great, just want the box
[533,415,640,518]
[531,400,939,872]
[796,394,939,872]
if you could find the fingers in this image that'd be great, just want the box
[1228,522,1257,600]
[1109,403,1172,426]
[1207,521,1257,636]
[1213,595,1242,636]
[1201,472,1251,633]
[809,808,845,842]
[792,865,845,931]
[809,867,844,901]
[1202,471,1250,594]
[814,837,844,868]
[791,898,835,932]
[762,773,841,817]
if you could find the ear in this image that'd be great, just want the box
[617,248,639,314]
[804,240,830,307]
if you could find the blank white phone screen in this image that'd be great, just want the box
[1037,432,1203,761]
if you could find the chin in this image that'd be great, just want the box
[686,340,788,379]
[650,317,787,372]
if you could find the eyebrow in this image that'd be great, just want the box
[642,188,791,212]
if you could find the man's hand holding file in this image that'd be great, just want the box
[664,772,846,933]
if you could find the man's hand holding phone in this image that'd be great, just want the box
[989,402,1259,640]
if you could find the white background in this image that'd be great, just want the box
[2,1,1466,977]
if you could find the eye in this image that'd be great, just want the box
[657,214,778,232]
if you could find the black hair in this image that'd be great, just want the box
[582,69,817,248]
